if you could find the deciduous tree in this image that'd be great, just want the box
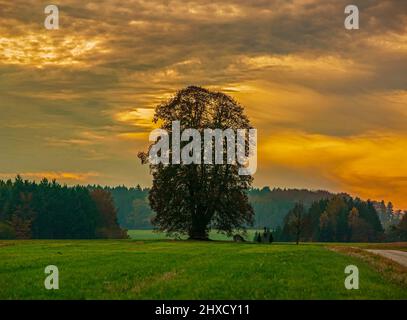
[139,86,254,239]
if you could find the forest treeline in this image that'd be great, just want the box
[105,185,336,230]
[105,185,405,242]
[0,178,405,241]
[278,196,378,243]
[103,185,404,232]
[0,177,127,239]
[278,195,407,242]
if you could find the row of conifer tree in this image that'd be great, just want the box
[0,176,127,239]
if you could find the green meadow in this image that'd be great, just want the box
[127,229,261,241]
[0,237,406,300]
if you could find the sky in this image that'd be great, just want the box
[0,0,406,208]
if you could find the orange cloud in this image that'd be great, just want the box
[114,108,156,128]
[260,131,407,208]
[0,0,406,209]
[0,33,107,67]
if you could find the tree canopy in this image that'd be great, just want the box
[279,195,385,242]
[139,86,255,239]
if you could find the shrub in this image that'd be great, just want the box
[0,222,16,239]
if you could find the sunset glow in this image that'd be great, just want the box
[0,0,406,208]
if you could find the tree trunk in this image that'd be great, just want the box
[189,215,209,240]
[188,229,209,240]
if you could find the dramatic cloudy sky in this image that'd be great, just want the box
[0,0,406,208]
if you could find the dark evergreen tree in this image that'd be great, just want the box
[0,177,126,239]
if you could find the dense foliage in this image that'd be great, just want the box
[0,176,126,239]
[249,187,334,228]
[106,186,338,230]
[102,184,405,243]
[2,176,403,242]
[279,195,386,242]
[138,86,255,239]
[386,213,407,241]
[106,185,151,229]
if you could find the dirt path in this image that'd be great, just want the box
[366,250,407,267]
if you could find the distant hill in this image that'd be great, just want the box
[103,186,336,229]
[248,187,335,228]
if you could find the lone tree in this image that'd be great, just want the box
[139,86,255,240]
[283,202,305,245]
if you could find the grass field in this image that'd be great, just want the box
[127,229,261,241]
[0,238,406,300]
